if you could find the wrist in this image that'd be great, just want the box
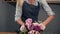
[21,23,25,26]
[42,22,46,26]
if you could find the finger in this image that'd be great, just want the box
[28,31,32,34]
[38,32,40,34]
[28,31,31,34]
[32,30,35,34]
[28,32,30,34]
[35,31,40,34]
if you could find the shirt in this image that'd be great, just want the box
[15,0,55,21]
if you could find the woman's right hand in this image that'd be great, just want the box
[20,24,27,32]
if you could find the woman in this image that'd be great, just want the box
[15,0,55,34]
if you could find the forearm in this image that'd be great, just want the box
[15,0,24,26]
[16,19,24,26]
[42,15,55,26]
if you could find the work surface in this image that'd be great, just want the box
[0,31,55,34]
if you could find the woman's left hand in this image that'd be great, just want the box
[33,23,46,30]
[39,23,46,30]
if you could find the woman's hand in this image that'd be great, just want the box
[33,23,46,30]
[20,24,27,32]
[39,23,46,30]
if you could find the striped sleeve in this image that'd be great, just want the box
[39,0,55,15]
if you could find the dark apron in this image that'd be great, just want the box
[21,1,40,23]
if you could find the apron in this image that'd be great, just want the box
[21,1,40,23]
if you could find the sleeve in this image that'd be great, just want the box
[39,0,55,15]
[15,0,23,21]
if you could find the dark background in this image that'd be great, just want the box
[0,0,60,34]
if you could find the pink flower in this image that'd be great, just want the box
[25,18,41,31]
[25,18,34,30]
[25,18,32,26]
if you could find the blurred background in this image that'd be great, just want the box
[0,0,60,34]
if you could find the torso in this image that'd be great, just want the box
[21,1,41,22]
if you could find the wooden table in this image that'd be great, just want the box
[0,32,17,34]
